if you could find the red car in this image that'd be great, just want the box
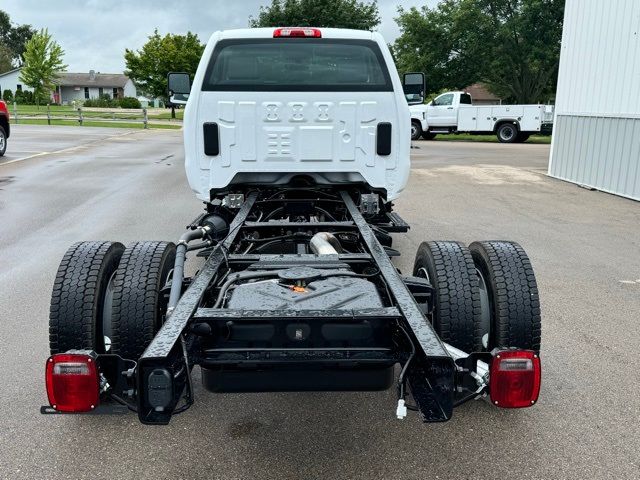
[0,100,9,157]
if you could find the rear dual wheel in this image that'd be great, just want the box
[110,241,176,360]
[497,123,518,143]
[50,242,124,354]
[413,240,541,353]
[411,120,423,141]
[470,241,541,353]
[49,241,176,360]
[413,241,482,353]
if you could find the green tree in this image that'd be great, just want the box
[250,0,380,30]
[19,29,67,108]
[0,43,13,74]
[0,10,36,66]
[393,0,563,103]
[124,30,204,100]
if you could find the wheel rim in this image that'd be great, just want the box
[411,123,418,139]
[0,133,5,151]
[102,271,117,352]
[476,268,491,349]
[501,125,515,141]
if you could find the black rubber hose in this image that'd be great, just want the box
[167,227,210,314]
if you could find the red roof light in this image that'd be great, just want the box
[273,28,322,38]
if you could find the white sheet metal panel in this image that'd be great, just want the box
[554,0,640,116]
[549,115,640,200]
[549,0,640,200]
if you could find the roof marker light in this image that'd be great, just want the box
[273,28,322,38]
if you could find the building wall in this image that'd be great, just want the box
[60,86,125,104]
[0,69,34,95]
[549,0,640,201]
[123,79,137,98]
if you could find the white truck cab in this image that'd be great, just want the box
[171,28,411,202]
[409,91,554,143]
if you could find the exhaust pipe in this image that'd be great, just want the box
[310,232,342,255]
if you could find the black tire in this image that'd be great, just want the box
[496,123,518,143]
[422,131,437,140]
[49,241,125,354]
[516,133,530,143]
[411,120,423,141]
[0,126,6,157]
[110,241,176,360]
[413,241,482,352]
[469,241,541,353]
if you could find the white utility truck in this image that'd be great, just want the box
[42,28,542,426]
[409,91,554,142]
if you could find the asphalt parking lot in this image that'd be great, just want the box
[1,125,639,479]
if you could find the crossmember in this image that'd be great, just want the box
[125,189,456,424]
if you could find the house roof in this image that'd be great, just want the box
[0,68,21,78]
[55,72,130,88]
[464,82,501,101]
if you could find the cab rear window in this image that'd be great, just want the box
[202,39,393,92]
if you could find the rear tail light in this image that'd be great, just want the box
[0,100,7,115]
[273,27,322,38]
[490,350,541,408]
[45,353,100,412]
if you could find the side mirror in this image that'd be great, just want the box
[167,72,191,105]
[402,72,426,105]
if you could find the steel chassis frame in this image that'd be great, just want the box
[96,189,478,425]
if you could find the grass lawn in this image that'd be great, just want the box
[431,133,552,144]
[16,118,181,130]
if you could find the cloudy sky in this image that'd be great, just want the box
[2,0,438,73]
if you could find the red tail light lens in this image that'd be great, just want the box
[0,100,7,115]
[45,353,100,412]
[273,27,322,38]
[490,350,541,408]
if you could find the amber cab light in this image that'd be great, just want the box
[490,350,541,408]
[273,28,322,38]
[45,353,100,412]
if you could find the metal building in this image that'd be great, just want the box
[549,0,640,201]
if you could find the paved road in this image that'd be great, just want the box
[1,126,639,479]
[1,124,137,165]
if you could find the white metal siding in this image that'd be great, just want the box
[554,0,640,115]
[123,79,137,98]
[549,0,640,201]
[0,69,34,94]
[550,115,640,200]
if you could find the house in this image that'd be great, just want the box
[0,68,137,104]
[53,71,137,104]
[463,82,502,105]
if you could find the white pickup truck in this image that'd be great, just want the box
[409,91,554,143]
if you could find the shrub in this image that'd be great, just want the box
[83,94,118,108]
[2,89,13,102]
[14,90,34,104]
[118,96,141,109]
